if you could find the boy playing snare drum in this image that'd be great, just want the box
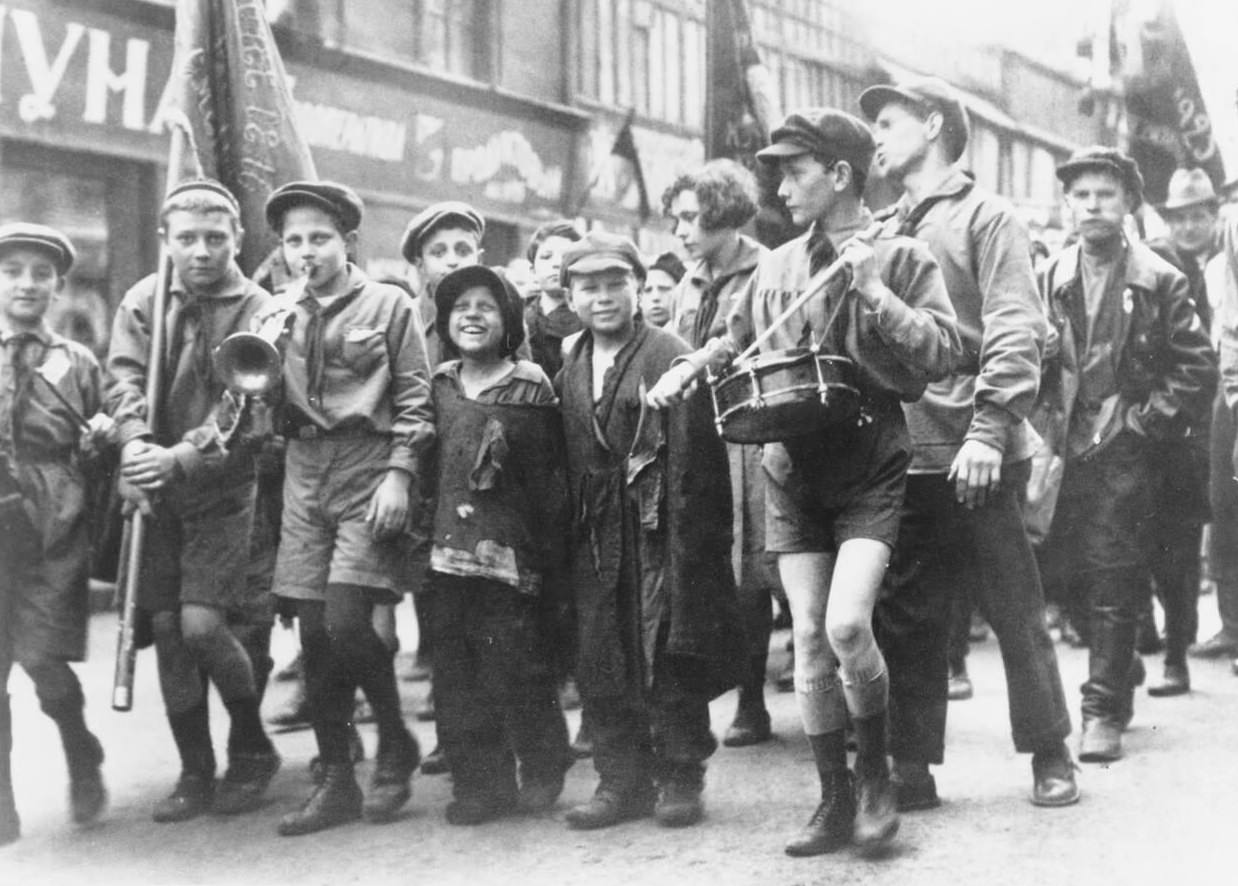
[647,109,960,856]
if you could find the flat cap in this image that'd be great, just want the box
[163,178,241,217]
[756,109,876,174]
[1056,146,1144,209]
[400,202,485,263]
[648,250,686,284]
[1162,167,1218,212]
[858,76,970,163]
[559,230,646,288]
[0,222,76,274]
[434,264,526,358]
[265,180,364,232]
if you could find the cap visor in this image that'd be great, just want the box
[858,85,916,120]
[755,142,810,161]
[566,256,636,276]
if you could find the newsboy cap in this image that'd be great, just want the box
[858,76,970,163]
[0,222,76,275]
[265,180,365,233]
[400,202,486,263]
[162,178,242,218]
[1161,167,1219,212]
[1056,146,1145,209]
[756,109,876,174]
[559,230,646,288]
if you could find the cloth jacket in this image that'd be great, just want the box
[889,169,1047,471]
[1038,239,1216,463]
[557,320,745,702]
[672,234,766,348]
[106,264,267,486]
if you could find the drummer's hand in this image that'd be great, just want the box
[839,240,883,307]
[117,473,154,517]
[646,363,697,409]
[948,439,1003,509]
[80,413,116,455]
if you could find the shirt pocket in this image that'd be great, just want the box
[341,326,387,377]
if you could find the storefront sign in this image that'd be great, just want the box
[0,2,569,213]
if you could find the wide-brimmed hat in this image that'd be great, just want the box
[1161,167,1219,212]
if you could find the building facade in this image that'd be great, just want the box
[0,0,1105,352]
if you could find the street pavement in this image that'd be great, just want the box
[2,604,1236,886]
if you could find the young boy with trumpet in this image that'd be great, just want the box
[1,223,111,845]
[647,109,959,856]
[261,181,434,836]
[106,180,279,824]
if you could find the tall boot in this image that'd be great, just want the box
[153,697,216,823]
[784,731,853,856]
[1,694,20,846]
[723,655,773,747]
[852,713,899,851]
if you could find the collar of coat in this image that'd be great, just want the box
[685,234,764,289]
[1047,238,1164,302]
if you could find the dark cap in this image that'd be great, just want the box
[434,265,526,358]
[162,178,242,217]
[559,230,646,288]
[756,109,876,174]
[400,202,486,263]
[1056,146,1144,209]
[265,180,364,232]
[0,222,76,274]
[648,251,686,284]
[858,76,970,163]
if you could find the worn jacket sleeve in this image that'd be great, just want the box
[1133,267,1217,437]
[387,295,436,475]
[869,239,961,382]
[104,280,155,446]
[967,207,1047,453]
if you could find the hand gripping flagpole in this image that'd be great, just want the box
[112,120,190,712]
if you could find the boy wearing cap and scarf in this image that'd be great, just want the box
[1039,148,1214,762]
[107,181,280,823]
[648,109,959,856]
[859,76,1078,810]
[261,180,434,835]
[557,230,744,831]
[426,264,572,825]
[1,224,111,844]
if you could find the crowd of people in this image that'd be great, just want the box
[3,72,1238,864]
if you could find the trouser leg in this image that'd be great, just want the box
[969,460,1071,751]
[588,696,654,798]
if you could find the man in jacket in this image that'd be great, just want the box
[1040,147,1216,762]
[860,76,1077,809]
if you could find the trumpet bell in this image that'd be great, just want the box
[214,332,281,396]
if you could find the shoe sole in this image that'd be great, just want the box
[722,731,773,748]
[1077,749,1121,763]
[1147,686,1189,697]
[1031,789,1081,807]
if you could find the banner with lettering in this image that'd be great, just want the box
[704,0,793,247]
[1123,2,1225,205]
[158,0,317,273]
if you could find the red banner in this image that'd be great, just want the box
[158,0,317,273]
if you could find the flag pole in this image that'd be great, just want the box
[112,121,190,712]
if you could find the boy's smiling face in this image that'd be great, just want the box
[449,284,505,359]
[568,267,638,340]
[0,246,63,330]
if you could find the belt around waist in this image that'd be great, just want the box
[289,423,390,442]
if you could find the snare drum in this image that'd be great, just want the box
[709,348,861,444]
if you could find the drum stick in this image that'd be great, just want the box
[733,221,883,366]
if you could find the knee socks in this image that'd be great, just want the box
[839,630,889,720]
[795,671,847,736]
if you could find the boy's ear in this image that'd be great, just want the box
[344,230,359,253]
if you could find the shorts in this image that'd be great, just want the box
[273,435,406,599]
[132,479,257,613]
[1,461,91,664]
[763,403,910,553]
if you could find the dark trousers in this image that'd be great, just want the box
[586,656,717,796]
[1209,392,1238,636]
[430,576,570,801]
[1147,438,1207,663]
[1047,432,1155,721]
[877,460,1071,762]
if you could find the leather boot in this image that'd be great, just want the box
[1082,571,1139,735]
[565,783,656,830]
[363,729,420,823]
[278,763,363,836]
[654,764,705,828]
[723,656,773,748]
[1,694,19,846]
[784,770,855,856]
[1078,717,1122,762]
[852,714,899,851]
[1031,741,1080,806]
